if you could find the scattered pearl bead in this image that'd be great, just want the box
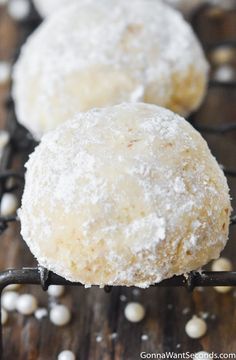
[2,291,19,311]
[185,316,207,339]
[0,62,11,84]
[109,332,117,340]
[0,130,10,149]
[182,307,190,315]
[58,350,76,360]
[7,0,30,20]
[96,335,103,343]
[0,193,18,216]
[1,308,8,325]
[132,289,141,296]
[119,294,127,302]
[4,284,21,291]
[214,286,232,293]
[214,65,235,83]
[212,257,232,271]
[47,285,65,298]
[124,302,145,323]
[212,258,233,293]
[50,305,71,326]
[194,351,210,360]
[141,334,149,341]
[16,294,38,315]
[35,308,47,320]
[212,47,234,65]
[199,311,209,320]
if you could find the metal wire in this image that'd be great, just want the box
[1,267,236,292]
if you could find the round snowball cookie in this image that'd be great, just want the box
[13,0,209,140]
[19,103,231,287]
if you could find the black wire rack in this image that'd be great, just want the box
[0,1,236,358]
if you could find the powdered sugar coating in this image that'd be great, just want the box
[13,0,208,140]
[19,103,231,287]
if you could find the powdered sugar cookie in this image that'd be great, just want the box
[13,0,208,140]
[19,103,231,287]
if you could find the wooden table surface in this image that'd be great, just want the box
[0,3,236,360]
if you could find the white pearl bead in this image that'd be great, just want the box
[47,285,65,298]
[124,302,145,323]
[16,294,38,315]
[2,291,19,311]
[212,257,232,271]
[212,257,233,293]
[1,308,8,325]
[0,62,11,84]
[0,193,18,216]
[4,284,21,291]
[185,316,207,339]
[50,305,71,326]
[7,0,30,20]
[58,350,76,360]
[194,351,210,360]
[96,335,102,343]
[214,64,235,83]
[214,286,232,293]
[35,308,48,320]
